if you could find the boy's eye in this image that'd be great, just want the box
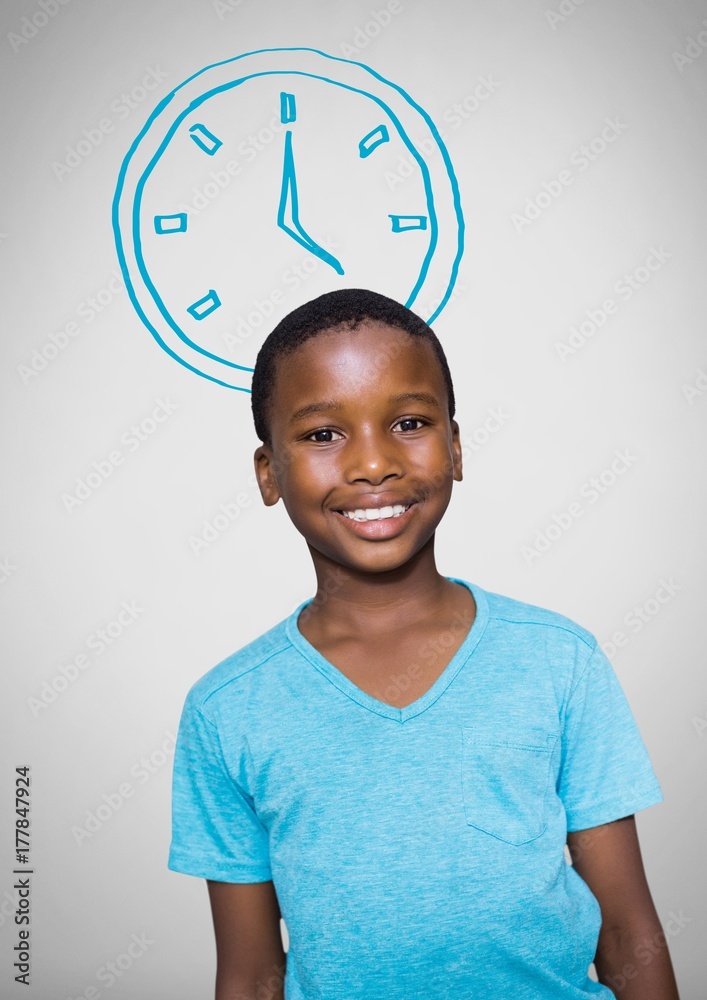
[304,419,426,441]
[306,428,343,443]
[394,417,426,432]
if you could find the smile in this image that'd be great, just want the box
[339,504,412,522]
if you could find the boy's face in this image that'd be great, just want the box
[254,320,463,577]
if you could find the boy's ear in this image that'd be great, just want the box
[253,445,281,506]
[450,419,463,482]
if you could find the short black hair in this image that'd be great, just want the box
[250,288,455,446]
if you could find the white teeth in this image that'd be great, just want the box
[342,504,410,521]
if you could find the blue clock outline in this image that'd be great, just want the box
[113,47,464,393]
[132,72,439,367]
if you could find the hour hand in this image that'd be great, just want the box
[277,130,344,275]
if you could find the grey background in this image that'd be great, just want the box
[1,0,706,996]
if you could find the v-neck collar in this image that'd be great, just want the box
[285,578,489,723]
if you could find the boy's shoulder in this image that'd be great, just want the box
[184,611,295,715]
[480,583,597,650]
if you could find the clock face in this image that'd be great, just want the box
[113,47,464,391]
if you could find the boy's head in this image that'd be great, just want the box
[250,288,462,577]
[250,288,455,448]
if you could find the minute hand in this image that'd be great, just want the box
[276,130,344,275]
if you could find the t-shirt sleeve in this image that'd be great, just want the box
[168,689,273,882]
[558,641,664,832]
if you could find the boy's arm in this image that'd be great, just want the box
[566,815,680,999]
[207,880,287,1000]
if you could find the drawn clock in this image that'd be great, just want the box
[113,47,464,392]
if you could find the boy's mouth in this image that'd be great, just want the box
[332,500,416,523]
[338,503,412,522]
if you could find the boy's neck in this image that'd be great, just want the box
[303,541,463,640]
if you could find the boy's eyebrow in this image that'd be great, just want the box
[389,391,441,409]
[289,392,442,424]
[289,399,343,423]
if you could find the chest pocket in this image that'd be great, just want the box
[461,726,559,846]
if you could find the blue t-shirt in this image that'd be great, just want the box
[169,579,663,999]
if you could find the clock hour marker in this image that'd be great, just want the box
[280,92,296,124]
[188,124,223,155]
[187,290,221,320]
[359,125,390,157]
[154,213,188,235]
[389,214,428,232]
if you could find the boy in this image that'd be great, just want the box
[169,289,680,999]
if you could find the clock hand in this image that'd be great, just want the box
[277,130,344,275]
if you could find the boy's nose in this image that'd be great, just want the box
[343,432,404,484]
